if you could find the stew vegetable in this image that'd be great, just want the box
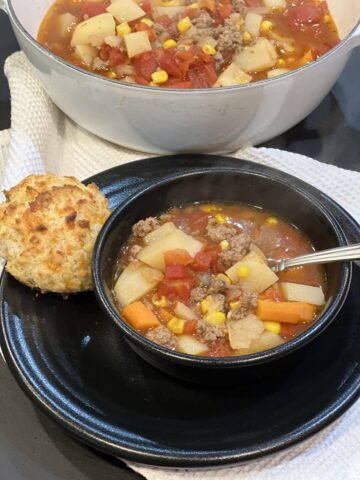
[113,203,327,357]
[38,0,339,88]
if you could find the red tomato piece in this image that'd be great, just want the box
[158,278,196,301]
[167,80,194,88]
[183,320,197,335]
[133,75,149,85]
[135,23,157,42]
[187,62,216,88]
[159,52,182,78]
[139,0,152,14]
[164,249,194,266]
[81,3,107,18]
[218,3,234,19]
[165,264,189,279]
[133,51,158,81]
[108,48,126,67]
[191,244,221,272]
[244,0,262,6]
[99,43,111,61]
[280,323,298,340]
[209,340,232,357]
[288,5,324,25]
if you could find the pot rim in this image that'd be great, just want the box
[92,167,352,368]
[6,0,360,94]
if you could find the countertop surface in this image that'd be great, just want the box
[0,9,360,480]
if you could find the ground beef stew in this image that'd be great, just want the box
[113,203,327,357]
[38,0,340,88]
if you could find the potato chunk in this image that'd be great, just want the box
[267,68,290,78]
[124,31,152,58]
[214,63,252,87]
[263,0,286,9]
[137,228,203,271]
[280,282,325,306]
[234,38,278,73]
[74,44,98,66]
[225,251,278,293]
[71,13,115,47]
[235,331,284,355]
[58,12,77,38]
[114,261,163,306]
[144,222,177,245]
[244,12,263,37]
[107,0,146,23]
[178,335,208,355]
[227,314,264,349]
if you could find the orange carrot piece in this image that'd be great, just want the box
[256,300,316,324]
[122,301,160,330]
[164,249,193,266]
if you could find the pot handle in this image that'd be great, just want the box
[0,0,8,12]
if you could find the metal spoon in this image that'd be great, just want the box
[272,244,360,273]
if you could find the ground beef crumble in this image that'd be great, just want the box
[132,217,160,237]
[146,326,177,350]
[206,218,237,242]
[219,233,251,268]
[208,275,228,294]
[216,19,243,52]
[227,290,258,320]
[128,244,142,262]
[190,285,209,303]
[192,10,215,29]
[196,319,227,342]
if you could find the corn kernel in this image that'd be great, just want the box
[163,38,177,49]
[242,31,252,42]
[202,44,216,56]
[237,265,250,279]
[107,71,117,79]
[230,301,240,310]
[264,321,281,335]
[189,2,199,8]
[220,240,229,251]
[277,58,286,68]
[266,216,278,226]
[200,203,217,212]
[201,298,210,314]
[323,14,331,23]
[215,213,227,224]
[205,311,226,325]
[116,22,132,37]
[177,16,192,34]
[217,273,231,285]
[141,18,154,27]
[152,294,168,307]
[260,20,273,33]
[236,17,244,30]
[167,317,185,334]
[151,70,169,84]
[161,0,181,5]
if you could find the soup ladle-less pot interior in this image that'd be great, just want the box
[1,0,360,153]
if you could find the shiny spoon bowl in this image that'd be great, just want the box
[272,244,360,273]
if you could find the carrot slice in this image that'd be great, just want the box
[122,301,160,330]
[256,300,316,324]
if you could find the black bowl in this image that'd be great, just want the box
[92,168,352,384]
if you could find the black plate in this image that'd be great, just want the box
[1,155,360,468]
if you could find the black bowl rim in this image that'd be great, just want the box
[92,166,352,368]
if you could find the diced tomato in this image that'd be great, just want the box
[134,23,156,42]
[187,62,217,88]
[139,0,152,14]
[164,249,194,266]
[244,0,262,6]
[184,320,197,335]
[280,323,298,340]
[99,43,111,61]
[81,3,107,18]
[159,51,182,78]
[158,277,196,301]
[133,51,158,81]
[165,264,189,279]
[184,7,198,18]
[199,0,216,12]
[199,51,214,64]
[203,63,217,84]
[108,48,126,67]
[288,5,324,26]
[176,51,194,62]
[218,3,234,19]
[133,75,149,85]
[209,340,232,357]
[190,244,221,272]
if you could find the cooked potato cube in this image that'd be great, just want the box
[153,6,186,19]
[71,13,115,47]
[178,335,208,355]
[174,302,198,321]
[280,282,325,306]
[58,12,77,37]
[263,0,286,9]
[214,63,252,87]
[267,68,290,78]
[234,38,278,73]
[235,330,284,355]
[249,243,267,262]
[244,12,263,37]
[144,222,177,245]
[124,31,152,58]
[114,261,164,306]
[226,251,278,293]
[74,44,98,66]
[227,314,264,349]
[107,0,146,23]
[137,228,203,271]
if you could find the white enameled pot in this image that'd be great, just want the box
[1,0,360,153]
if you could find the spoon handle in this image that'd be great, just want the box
[274,244,360,272]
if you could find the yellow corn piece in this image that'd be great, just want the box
[167,317,185,334]
[200,203,218,213]
[236,17,244,30]
[230,301,240,310]
[260,20,273,33]
[217,273,231,285]
[202,44,216,56]
[163,39,177,49]
[107,71,117,79]
[220,240,229,251]
[242,31,252,42]
[237,265,249,279]
[215,213,227,224]
[265,216,278,226]
[323,14,331,23]
[116,22,132,37]
[264,321,281,335]
[300,50,314,66]
[151,70,169,84]
[201,298,210,314]
[205,311,226,325]
[177,16,192,34]
[141,18,154,27]
[152,295,168,307]
[277,58,286,68]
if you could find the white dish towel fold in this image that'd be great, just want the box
[0,51,360,480]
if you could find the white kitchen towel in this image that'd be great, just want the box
[1,51,360,480]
